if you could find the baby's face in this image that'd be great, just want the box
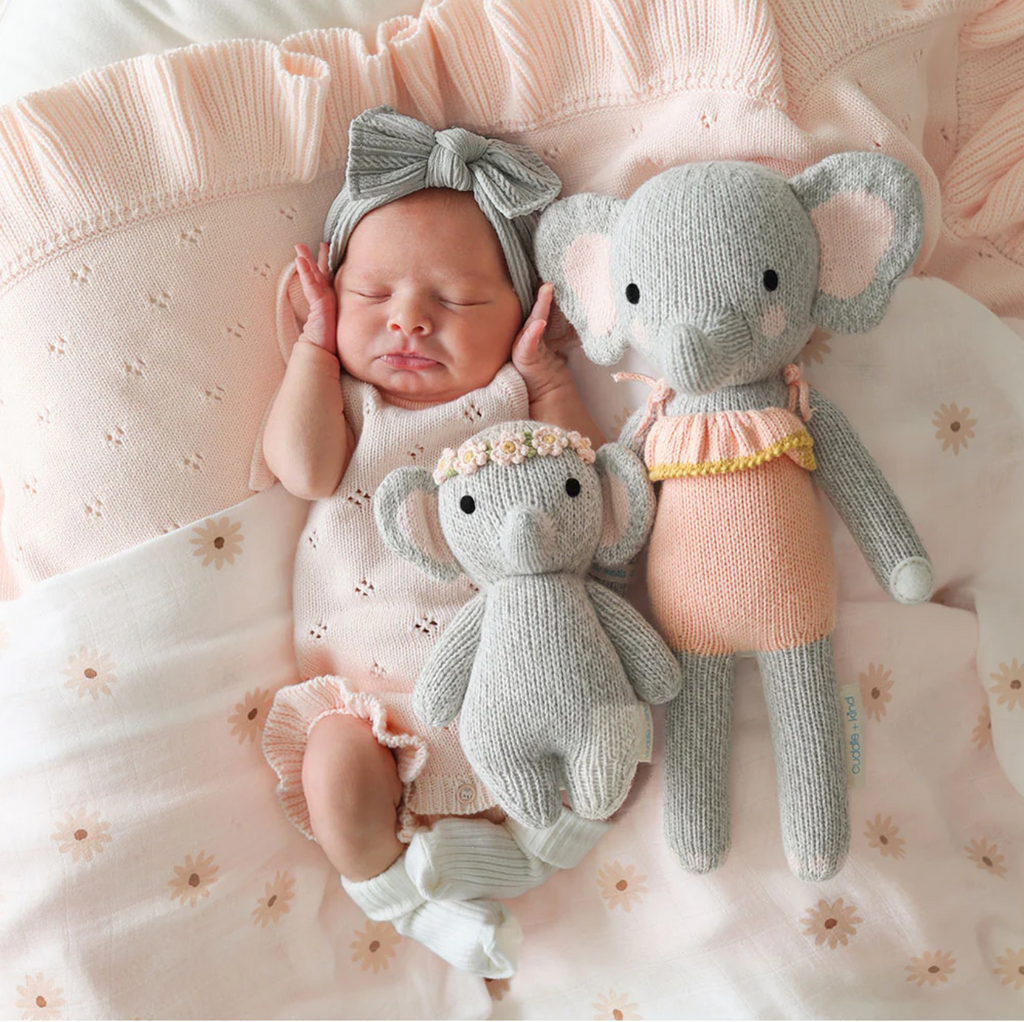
[334,189,523,405]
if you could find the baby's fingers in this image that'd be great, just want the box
[511,319,548,367]
[295,245,333,297]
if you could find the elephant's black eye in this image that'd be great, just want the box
[459,495,476,514]
[565,477,581,498]
[763,269,779,291]
[625,283,640,304]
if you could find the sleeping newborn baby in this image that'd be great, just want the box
[261,106,608,978]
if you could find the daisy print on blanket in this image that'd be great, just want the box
[61,646,117,700]
[434,426,595,484]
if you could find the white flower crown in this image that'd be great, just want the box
[434,426,596,485]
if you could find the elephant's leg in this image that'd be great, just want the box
[757,635,849,881]
[484,756,563,831]
[664,651,736,873]
[562,731,638,821]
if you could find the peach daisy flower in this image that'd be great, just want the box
[60,647,117,700]
[485,978,510,1001]
[864,814,906,860]
[597,861,649,912]
[15,974,66,1020]
[932,402,977,455]
[51,809,113,862]
[860,663,894,722]
[433,447,457,484]
[801,330,832,365]
[993,947,1024,990]
[228,687,274,745]
[489,430,530,467]
[351,920,399,973]
[990,659,1024,711]
[189,517,244,569]
[532,425,569,457]
[252,870,295,927]
[965,837,1007,878]
[592,989,642,1020]
[168,850,220,907]
[454,439,490,476]
[906,949,956,987]
[801,898,863,949]
[972,705,993,750]
[567,430,597,463]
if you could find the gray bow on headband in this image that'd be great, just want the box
[323,105,562,317]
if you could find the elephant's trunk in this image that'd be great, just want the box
[660,310,750,394]
[500,506,559,575]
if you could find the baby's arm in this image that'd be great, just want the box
[512,284,605,445]
[263,243,355,500]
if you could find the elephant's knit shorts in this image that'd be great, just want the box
[262,365,529,842]
[644,390,837,656]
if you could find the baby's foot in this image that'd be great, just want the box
[342,855,520,978]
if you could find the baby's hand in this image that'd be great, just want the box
[512,284,605,444]
[511,284,574,404]
[295,242,338,357]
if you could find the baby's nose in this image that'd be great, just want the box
[388,297,432,337]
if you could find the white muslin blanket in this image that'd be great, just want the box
[0,278,1023,1020]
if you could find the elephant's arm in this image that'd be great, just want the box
[585,581,682,703]
[618,406,653,456]
[412,594,486,728]
[806,387,933,604]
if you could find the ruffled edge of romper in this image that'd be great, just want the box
[262,675,429,843]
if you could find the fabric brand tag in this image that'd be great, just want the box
[839,683,865,788]
[637,702,654,763]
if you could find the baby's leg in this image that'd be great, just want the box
[303,712,519,977]
[302,713,403,881]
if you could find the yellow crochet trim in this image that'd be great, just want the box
[649,429,816,480]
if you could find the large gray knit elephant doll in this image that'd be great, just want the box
[535,152,934,881]
[375,421,682,829]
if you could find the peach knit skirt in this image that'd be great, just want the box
[647,456,836,656]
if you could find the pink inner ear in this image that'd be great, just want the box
[397,489,456,569]
[811,191,896,300]
[564,233,617,337]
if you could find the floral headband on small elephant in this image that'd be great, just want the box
[434,426,596,485]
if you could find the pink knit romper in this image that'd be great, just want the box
[642,368,836,656]
[262,364,529,842]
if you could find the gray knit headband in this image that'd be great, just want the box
[324,105,562,317]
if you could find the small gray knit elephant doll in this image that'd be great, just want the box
[535,152,934,880]
[375,421,682,829]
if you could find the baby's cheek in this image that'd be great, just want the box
[759,304,786,339]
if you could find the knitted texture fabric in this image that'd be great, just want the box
[262,363,528,833]
[324,105,561,317]
[1,1,1019,600]
[536,154,933,880]
[376,420,681,829]
[645,406,836,657]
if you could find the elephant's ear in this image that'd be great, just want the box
[535,193,629,365]
[593,443,654,567]
[374,467,462,583]
[790,152,924,334]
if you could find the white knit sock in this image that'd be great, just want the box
[342,855,521,978]
[406,817,556,901]
[505,806,612,869]
[405,808,611,902]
